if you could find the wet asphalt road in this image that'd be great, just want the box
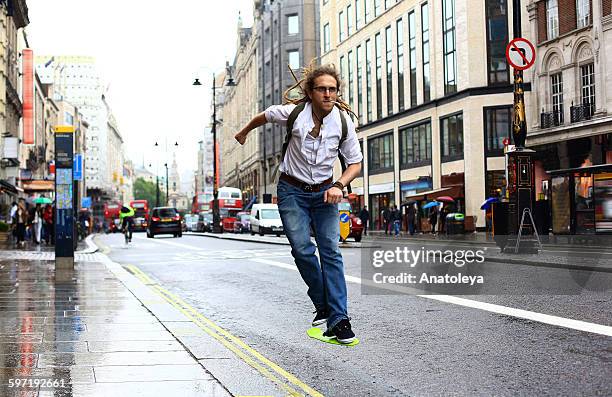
[99,232,612,396]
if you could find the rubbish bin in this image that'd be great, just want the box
[446,213,465,235]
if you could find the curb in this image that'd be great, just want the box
[183,231,380,249]
[75,234,99,254]
[483,256,612,274]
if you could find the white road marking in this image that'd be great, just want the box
[131,234,206,251]
[250,258,612,338]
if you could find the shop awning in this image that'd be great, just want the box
[0,179,19,195]
[22,180,54,192]
[403,187,454,201]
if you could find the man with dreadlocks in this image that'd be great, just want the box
[234,63,362,344]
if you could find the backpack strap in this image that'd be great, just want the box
[337,109,352,194]
[280,102,306,163]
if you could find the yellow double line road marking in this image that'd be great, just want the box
[125,264,323,397]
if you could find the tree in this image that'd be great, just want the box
[133,177,165,207]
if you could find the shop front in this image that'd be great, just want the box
[368,182,394,231]
[548,164,612,234]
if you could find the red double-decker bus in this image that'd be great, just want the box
[217,187,243,232]
[130,199,149,231]
[192,188,213,214]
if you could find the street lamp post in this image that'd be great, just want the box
[164,162,169,206]
[193,71,235,234]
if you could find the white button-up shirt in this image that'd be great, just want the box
[264,102,363,185]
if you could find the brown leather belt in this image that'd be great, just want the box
[279,173,332,192]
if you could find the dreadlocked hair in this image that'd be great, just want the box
[283,59,358,121]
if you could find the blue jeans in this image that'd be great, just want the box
[276,179,348,329]
[393,220,400,236]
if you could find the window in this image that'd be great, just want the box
[408,11,417,107]
[400,121,432,167]
[288,14,299,35]
[442,0,457,94]
[397,18,405,111]
[576,0,590,28]
[366,39,372,122]
[486,0,509,84]
[581,63,595,113]
[547,0,559,40]
[374,0,381,17]
[323,23,330,53]
[385,26,393,115]
[340,55,346,85]
[339,11,345,42]
[348,50,354,110]
[368,133,394,172]
[375,33,382,119]
[355,0,361,30]
[421,3,431,102]
[484,107,511,154]
[440,112,464,160]
[551,73,564,124]
[357,45,363,124]
[365,0,371,24]
[288,50,300,70]
[347,5,353,35]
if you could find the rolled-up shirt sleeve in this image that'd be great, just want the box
[339,115,363,165]
[264,104,297,126]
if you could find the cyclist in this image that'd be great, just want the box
[119,205,135,243]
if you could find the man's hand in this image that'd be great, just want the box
[323,187,344,204]
[234,130,248,145]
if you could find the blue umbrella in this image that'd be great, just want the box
[480,197,499,210]
[422,201,440,209]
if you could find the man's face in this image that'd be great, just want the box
[309,74,338,113]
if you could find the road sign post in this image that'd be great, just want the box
[503,34,538,253]
[55,126,75,269]
[339,211,351,242]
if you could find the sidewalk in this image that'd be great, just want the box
[0,239,231,396]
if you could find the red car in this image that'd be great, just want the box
[338,201,364,242]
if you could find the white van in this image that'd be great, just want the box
[250,203,284,236]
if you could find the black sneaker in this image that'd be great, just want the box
[323,319,355,344]
[312,308,328,326]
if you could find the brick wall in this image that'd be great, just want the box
[537,1,547,43]
[559,0,577,35]
[604,0,612,16]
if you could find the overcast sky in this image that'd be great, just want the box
[26,0,254,179]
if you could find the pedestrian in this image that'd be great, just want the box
[383,206,391,235]
[407,203,416,236]
[429,205,438,235]
[32,203,42,244]
[359,206,369,236]
[15,200,27,248]
[234,63,362,344]
[42,204,53,245]
[391,205,401,237]
[8,201,17,241]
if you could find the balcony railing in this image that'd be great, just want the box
[570,102,593,123]
[540,110,563,129]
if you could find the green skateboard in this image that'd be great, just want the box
[307,327,360,346]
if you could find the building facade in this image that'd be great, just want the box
[321,0,532,229]
[526,0,612,234]
[35,55,112,201]
[0,0,28,207]
[255,0,320,199]
[222,15,261,205]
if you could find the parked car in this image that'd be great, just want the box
[338,201,363,242]
[250,204,283,237]
[197,212,213,232]
[147,207,182,238]
[233,211,251,234]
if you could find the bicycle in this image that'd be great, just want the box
[122,220,132,246]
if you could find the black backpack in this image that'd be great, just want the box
[280,102,352,193]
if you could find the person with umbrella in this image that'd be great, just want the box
[422,201,439,235]
[119,205,135,243]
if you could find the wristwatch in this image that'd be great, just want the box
[332,181,344,190]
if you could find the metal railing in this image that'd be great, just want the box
[570,102,593,123]
[540,110,563,129]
